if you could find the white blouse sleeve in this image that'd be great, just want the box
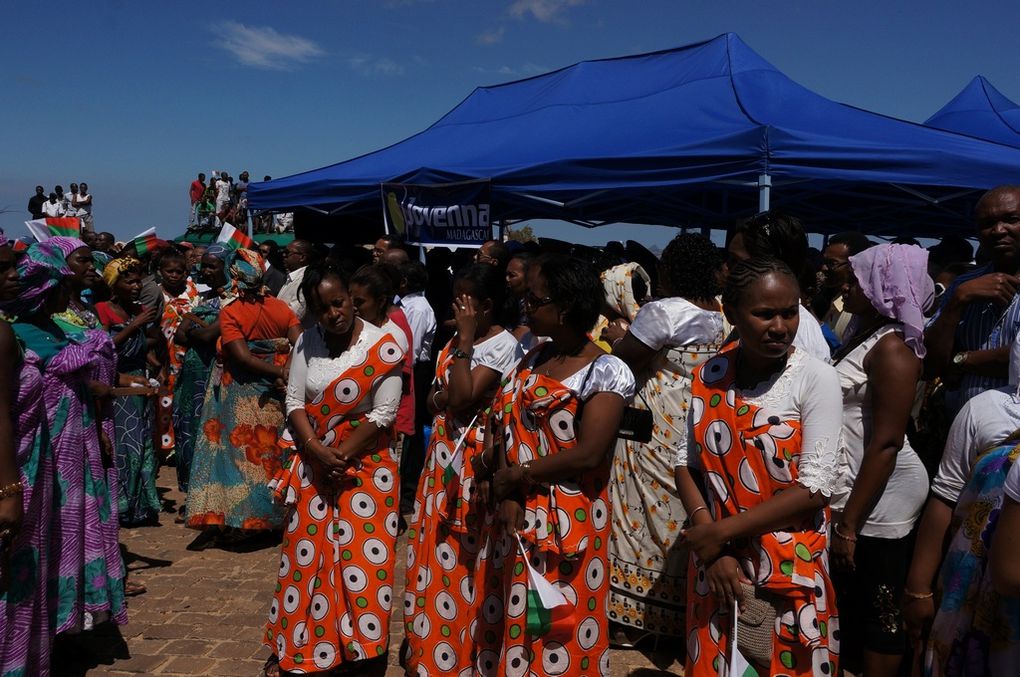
[931,401,982,504]
[628,301,674,351]
[793,357,843,496]
[285,331,310,416]
[1005,460,1020,503]
[473,331,524,376]
[578,354,637,402]
[365,372,402,428]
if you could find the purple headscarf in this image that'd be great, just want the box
[849,243,934,359]
[48,236,89,258]
[0,241,73,318]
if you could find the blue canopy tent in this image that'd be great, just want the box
[250,33,1020,238]
[926,76,1020,148]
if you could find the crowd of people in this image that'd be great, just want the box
[27,183,95,231]
[2,185,1020,677]
[188,171,293,234]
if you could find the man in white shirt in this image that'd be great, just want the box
[215,174,231,225]
[41,192,64,217]
[66,183,80,217]
[75,182,94,233]
[396,261,436,365]
[276,239,316,328]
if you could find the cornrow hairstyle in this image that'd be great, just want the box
[453,263,507,314]
[736,211,808,280]
[350,264,394,313]
[300,260,351,316]
[722,256,799,309]
[533,253,602,334]
[660,232,724,301]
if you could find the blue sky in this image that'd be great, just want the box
[2,1,1019,247]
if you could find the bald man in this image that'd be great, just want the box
[927,185,1020,413]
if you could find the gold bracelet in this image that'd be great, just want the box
[833,524,857,542]
[688,505,709,521]
[903,589,934,600]
[0,481,23,500]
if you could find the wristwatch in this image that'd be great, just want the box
[952,351,969,367]
[452,347,472,360]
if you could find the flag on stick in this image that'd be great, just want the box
[729,599,759,677]
[516,534,574,639]
[25,217,81,241]
[441,414,479,485]
[216,223,255,250]
[11,240,28,253]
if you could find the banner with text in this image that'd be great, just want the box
[381,180,491,247]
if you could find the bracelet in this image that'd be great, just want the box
[688,505,709,521]
[477,452,491,473]
[903,589,934,600]
[0,481,23,500]
[432,390,444,410]
[519,460,535,487]
[833,524,858,542]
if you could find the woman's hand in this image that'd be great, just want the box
[99,430,114,467]
[493,465,525,502]
[831,530,857,573]
[682,520,729,563]
[496,499,524,535]
[305,440,343,473]
[118,373,149,388]
[902,594,936,644]
[130,307,157,330]
[706,556,751,611]
[452,294,478,342]
[88,380,113,400]
[601,318,629,346]
[0,493,23,548]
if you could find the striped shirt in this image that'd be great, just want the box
[932,262,1020,413]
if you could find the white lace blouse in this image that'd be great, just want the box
[672,348,843,497]
[285,320,402,428]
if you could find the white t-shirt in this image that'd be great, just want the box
[1004,459,1020,503]
[75,192,92,215]
[794,304,831,361]
[41,200,64,217]
[285,320,402,428]
[931,385,1020,503]
[216,179,231,204]
[629,297,725,351]
[831,325,929,538]
[673,348,843,497]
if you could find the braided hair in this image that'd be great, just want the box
[735,212,808,281]
[660,232,724,300]
[722,256,799,309]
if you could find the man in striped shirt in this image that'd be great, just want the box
[926,185,1020,415]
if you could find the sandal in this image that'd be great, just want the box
[124,580,147,596]
[263,654,281,677]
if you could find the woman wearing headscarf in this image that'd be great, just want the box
[95,258,163,527]
[606,233,727,645]
[49,236,102,331]
[171,244,232,496]
[6,242,127,636]
[0,234,56,676]
[185,249,300,542]
[829,243,932,676]
[591,262,651,352]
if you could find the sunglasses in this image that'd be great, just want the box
[523,292,554,309]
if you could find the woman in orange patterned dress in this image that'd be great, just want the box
[263,262,406,676]
[403,264,522,675]
[674,257,842,677]
[474,254,635,677]
[156,247,200,459]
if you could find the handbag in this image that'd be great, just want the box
[617,406,653,443]
[736,583,778,666]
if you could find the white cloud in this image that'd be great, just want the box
[348,55,406,77]
[473,62,548,78]
[213,21,324,70]
[476,26,505,45]
[508,0,587,23]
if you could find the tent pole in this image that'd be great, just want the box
[758,173,772,213]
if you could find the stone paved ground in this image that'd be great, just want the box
[52,466,682,676]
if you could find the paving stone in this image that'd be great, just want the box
[52,465,684,675]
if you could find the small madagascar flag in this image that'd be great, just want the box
[11,240,28,253]
[24,217,81,241]
[216,223,256,250]
[132,233,161,256]
[516,534,574,639]
[441,414,478,485]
